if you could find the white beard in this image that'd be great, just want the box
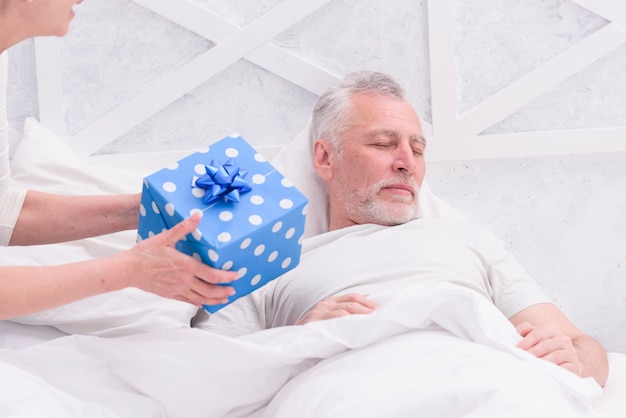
[335,165,420,226]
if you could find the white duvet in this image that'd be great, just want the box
[0,282,603,418]
[0,119,622,417]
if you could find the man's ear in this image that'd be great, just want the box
[313,139,333,181]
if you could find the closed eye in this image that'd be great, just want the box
[412,147,424,156]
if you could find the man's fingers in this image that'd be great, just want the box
[343,301,376,315]
[295,293,380,325]
[335,293,379,310]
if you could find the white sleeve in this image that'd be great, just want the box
[0,50,27,246]
[476,224,551,317]
[191,281,275,336]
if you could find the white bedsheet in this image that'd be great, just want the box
[0,283,615,418]
[1,117,624,417]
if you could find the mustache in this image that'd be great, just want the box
[375,178,420,195]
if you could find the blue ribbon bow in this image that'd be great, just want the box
[193,158,252,205]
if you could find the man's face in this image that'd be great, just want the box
[319,93,426,229]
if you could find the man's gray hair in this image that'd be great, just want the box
[309,70,406,149]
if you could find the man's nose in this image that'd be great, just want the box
[392,143,416,173]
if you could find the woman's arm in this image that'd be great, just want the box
[9,191,141,246]
[0,213,239,320]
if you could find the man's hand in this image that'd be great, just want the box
[516,322,583,376]
[509,303,608,386]
[295,293,379,325]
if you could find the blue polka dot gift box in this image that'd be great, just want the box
[137,134,308,313]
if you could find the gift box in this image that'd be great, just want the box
[137,134,308,313]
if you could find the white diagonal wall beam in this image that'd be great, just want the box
[426,0,457,138]
[426,126,626,161]
[571,0,626,30]
[33,36,65,137]
[134,0,339,96]
[456,23,626,136]
[70,0,332,157]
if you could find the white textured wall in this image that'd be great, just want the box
[6,0,626,352]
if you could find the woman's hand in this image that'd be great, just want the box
[124,212,239,307]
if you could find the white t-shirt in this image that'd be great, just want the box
[199,218,551,335]
[0,50,27,246]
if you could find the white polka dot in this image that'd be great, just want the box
[250,274,262,286]
[163,181,177,193]
[221,260,234,271]
[254,153,266,163]
[298,236,304,245]
[281,258,292,269]
[252,174,265,184]
[190,208,203,217]
[143,179,149,188]
[240,238,252,249]
[280,199,294,209]
[217,232,232,243]
[151,201,160,214]
[194,164,206,175]
[192,253,201,261]
[136,235,144,242]
[237,267,247,278]
[227,133,239,138]
[281,178,294,187]
[139,204,146,217]
[165,203,176,216]
[268,251,278,262]
[272,221,283,233]
[148,231,156,238]
[225,148,239,158]
[192,228,202,241]
[192,187,205,198]
[285,227,295,239]
[249,215,263,226]
[250,195,264,205]
[165,161,179,170]
[302,205,308,216]
[219,211,233,221]
[208,249,219,262]
[254,245,265,256]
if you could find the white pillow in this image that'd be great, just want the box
[270,120,465,238]
[4,117,199,337]
[11,117,146,195]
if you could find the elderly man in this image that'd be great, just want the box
[205,70,608,388]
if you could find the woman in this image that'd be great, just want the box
[0,0,237,319]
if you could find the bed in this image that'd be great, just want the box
[2,1,626,416]
[0,117,624,418]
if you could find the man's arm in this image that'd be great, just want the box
[509,302,608,387]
